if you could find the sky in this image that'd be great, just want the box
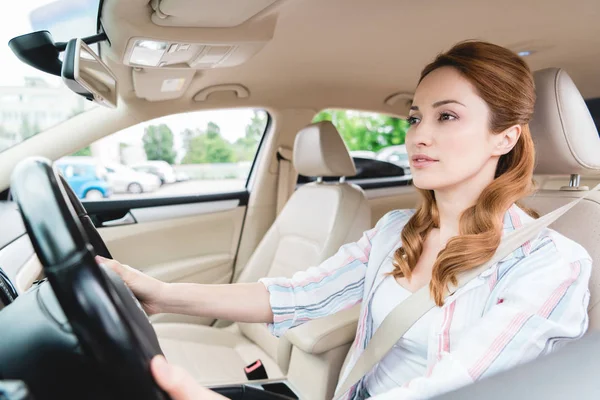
[0,0,259,146]
[0,0,97,87]
[110,109,265,155]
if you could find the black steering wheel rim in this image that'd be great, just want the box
[58,173,113,259]
[10,157,169,400]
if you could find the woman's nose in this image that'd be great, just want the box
[408,123,433,147]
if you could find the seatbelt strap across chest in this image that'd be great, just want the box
[334,183,600,399]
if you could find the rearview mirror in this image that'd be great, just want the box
[62,38,117,108]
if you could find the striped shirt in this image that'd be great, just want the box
[259,205,592,399]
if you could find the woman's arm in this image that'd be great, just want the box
[99,210,400,332]
[98,256,274,322]
[259,210,401,337]
[369,243,592,400]
[160,282,274,323]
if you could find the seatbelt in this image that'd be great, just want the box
[334,182,600,399]
[276,146,295,215]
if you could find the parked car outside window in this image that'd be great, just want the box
[104,163,161,194]
[55,156,112,200]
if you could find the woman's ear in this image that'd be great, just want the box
[492,124,521,156]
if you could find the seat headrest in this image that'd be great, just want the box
[530,68,600,175]
[293,121,357,178]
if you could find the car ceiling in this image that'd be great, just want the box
[99,0,600,115]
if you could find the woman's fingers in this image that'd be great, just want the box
[151,356,225,400]
[95,256,127,278]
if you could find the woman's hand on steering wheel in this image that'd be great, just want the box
[151,356,227,400]
[96,256,166,316]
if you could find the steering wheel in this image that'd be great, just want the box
[58,173,113,259]
[9,157,170,400]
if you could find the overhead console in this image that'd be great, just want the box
[103,0,286,101]
[122,0,283,70]
[123,38,267,70]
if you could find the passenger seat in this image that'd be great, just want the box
[520,68,600,329]
[153,121,372,385]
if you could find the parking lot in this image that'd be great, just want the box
[108,179,247,200]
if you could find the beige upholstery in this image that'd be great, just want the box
[155,123,371,385]
[293,121,357,178]
[284,305,360,355]
[530,68,600,175]
[155,323,285,385]
[525,67,600,330]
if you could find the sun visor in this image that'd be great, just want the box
[150,0,281,28]
[132,68,196,101]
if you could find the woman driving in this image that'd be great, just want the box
[99,40,592,400]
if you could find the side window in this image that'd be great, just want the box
[59,109,268,201]
[298,109,411,184]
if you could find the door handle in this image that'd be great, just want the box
[102,211,137,227]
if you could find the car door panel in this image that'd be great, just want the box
[88,195,248,326]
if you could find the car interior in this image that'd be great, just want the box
[0,0,599,399]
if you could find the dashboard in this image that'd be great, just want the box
[0,201,42,298]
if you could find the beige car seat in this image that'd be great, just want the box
[154,121,372,385]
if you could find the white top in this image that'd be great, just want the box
[261,207,592,400]
[364,273,438,397]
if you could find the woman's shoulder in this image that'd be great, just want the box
[513,205,591,264]
[531,227,592,264]
[506,217,592,286]
[372,209,416,237]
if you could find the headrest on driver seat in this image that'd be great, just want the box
[530,68,600,175]
[293,121,357,178]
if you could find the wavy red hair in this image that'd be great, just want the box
[391,40,539,306]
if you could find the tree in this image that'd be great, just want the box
[181,121,234,164]
[245,110,267,142]
[233,110,268,162]
[72,146,92,156]
[181,128,197,152]
[312,109,409,152]
[142,124,176,164]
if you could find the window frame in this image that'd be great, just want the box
[72,108,271,209]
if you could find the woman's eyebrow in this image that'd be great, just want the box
[410,99,466,111]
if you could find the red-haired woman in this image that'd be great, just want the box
[101,41,591,400]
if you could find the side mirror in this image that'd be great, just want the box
[61,38,118,108]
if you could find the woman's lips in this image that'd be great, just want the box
[411,154,439,169]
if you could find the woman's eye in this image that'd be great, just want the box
[406,116,420,126]
[439,112,457,122]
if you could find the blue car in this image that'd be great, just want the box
[55,157,112,200]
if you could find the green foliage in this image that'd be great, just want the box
[142,124,176,164]
[182,122,234,164]
[312,109,408,152]
[182,110,268,164]
[232,110,267,162]
[72,146,92,156]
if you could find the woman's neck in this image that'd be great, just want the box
[433,163,497,246]
[434,192,476,246]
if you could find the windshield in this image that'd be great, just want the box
[0,0,101,154]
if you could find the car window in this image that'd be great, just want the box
[298,109,411,184]
[59,108,269,201]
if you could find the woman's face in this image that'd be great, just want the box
[405,66,512,192]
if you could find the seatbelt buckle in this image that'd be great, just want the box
[244,359,269,381]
